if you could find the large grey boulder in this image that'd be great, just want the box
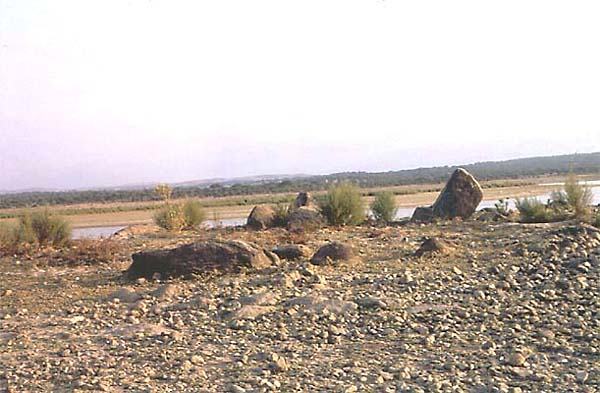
[247,205,276,230]
[411,168,483,222]
[287,207,325,232]
[127,239,280,278]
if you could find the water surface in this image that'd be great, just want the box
[72,186,600,238]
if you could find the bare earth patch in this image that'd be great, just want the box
[0,220,598,392]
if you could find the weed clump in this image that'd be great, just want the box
[153,184,205,231]
[516,173,594,223]
[371,191,397,223]
[272,203,292,227]
[552,173,593,219]
[515,198,554,223]
[0,210,71,253]
[319,182,365,226]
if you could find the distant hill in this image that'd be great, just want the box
[1,152,599,209]
[320,152,600,188]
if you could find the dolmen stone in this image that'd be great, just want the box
[412,168,483,222]
[287,207,325,232]
[127,239,280,278]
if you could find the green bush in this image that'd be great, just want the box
[153,204,185,231]
[154,200,205,231]
[0,210,71,250]
[27,210,71,247]
[371,191,397,223]
[547,173,593,220]
[563,173,593,218]
[319,182,365,226]
[182,199,206,229]
[272,203,291,227]
[515,198,554,223]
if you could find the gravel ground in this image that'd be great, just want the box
[0,220,598,392]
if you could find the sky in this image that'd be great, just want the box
[1,0,599,191]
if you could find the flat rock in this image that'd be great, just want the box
[287,207,325,232]
[127,239,280,278]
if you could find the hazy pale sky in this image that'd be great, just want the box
[1,1,599,190]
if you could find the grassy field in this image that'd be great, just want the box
[0,174,598,228]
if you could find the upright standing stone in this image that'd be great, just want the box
[411,168,483,222]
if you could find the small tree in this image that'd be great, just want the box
[319,182,365,226]
[371,191,397,223]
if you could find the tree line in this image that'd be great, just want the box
[1,152,599,209]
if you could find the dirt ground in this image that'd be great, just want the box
[1,217,598,392]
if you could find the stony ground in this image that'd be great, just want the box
[0,220,598,392]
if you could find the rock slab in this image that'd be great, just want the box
[127,239,280,278]
[287,207,324,232]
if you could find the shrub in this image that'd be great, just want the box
[182,199,206,229]
[319,182,365,226]
[515,197,554,223]
[371,191,397,223]
[154,199,205,231]
[27,210,71,247]
[272,203,291,227]
[494,199,510,216]
[547,173,593,220]
[154,204,186,231]
[563,173,593,218]
[0,210,71,251]
[153,186,206,231]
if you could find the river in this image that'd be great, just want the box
[72,186,600,239]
